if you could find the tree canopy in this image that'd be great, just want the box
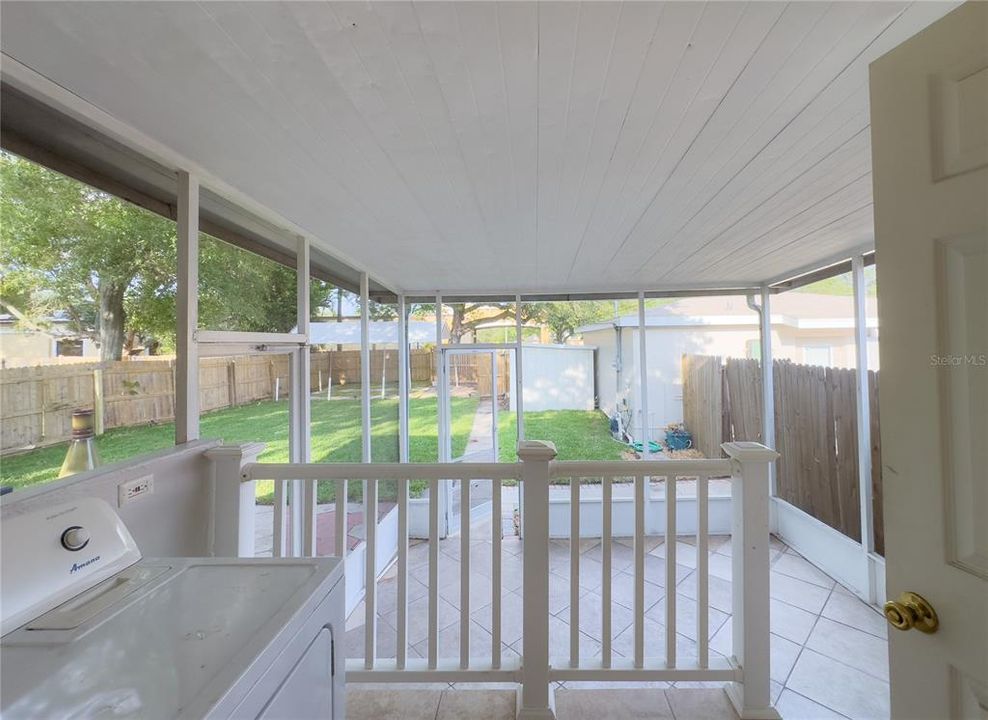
[1,152,333,359]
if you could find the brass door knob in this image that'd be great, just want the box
[883,591,939,633]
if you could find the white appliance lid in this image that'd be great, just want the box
[1,498,140,636]
[0,559,337,719]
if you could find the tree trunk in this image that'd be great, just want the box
[98,280,127,361]
[449,304,465,344]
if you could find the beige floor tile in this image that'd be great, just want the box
[436,689,516,719]
[770,632,801,684]
[805,617,889,682]
[770,572,831,614]
[381,593,460,647]
[787,649,889,720]
[773,551,837,589]
[770,598,818,644]
[776,689,850,719]
[821,591,888,639]
[472,589,524,644]
[677,569,734,614]
[556,688,675,719]
[554,586,636,642]
[665,688,739,719]
[346,688,444,720]
[610,570,665,611]
[644,593,730,642]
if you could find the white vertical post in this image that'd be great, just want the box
[724,441,780,720]
[175,171,199,444]
[636,292,650,670]
[296,237,313,559]
[361,273,372,464]
[398,295,410,462]
[517,440,557,720]
[759,285,776,495]
[515,295,525,442]
[852,255,876,601]
[637,292,650,457]
[360,272,376,666]
[396,295,409,668]
[205,443,264,557]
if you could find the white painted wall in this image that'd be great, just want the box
[509,344,596,412]
[0,441,219,557]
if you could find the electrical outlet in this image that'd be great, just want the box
[118,475,154,507]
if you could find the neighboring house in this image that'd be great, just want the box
[0,313,98,365]
[578,293,879,440]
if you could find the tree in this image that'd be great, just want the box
[414,302,545,344]
[1,152,334,359]
[530,301,613,344]
[1,154,175,360]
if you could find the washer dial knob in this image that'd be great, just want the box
[61,526,90,552]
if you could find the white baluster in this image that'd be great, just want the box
[397,476,409,670]
[429,477,440,670]
[601,476,613,669]
[492,478,502,670]
[460,478,471,669]
[666,475,677,668]
[697,473,709,669]
[364,479,377,669]
[570,477,580,668]
[634,474,645,669]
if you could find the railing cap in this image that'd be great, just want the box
[516,440,558,462]
[204,442,266,462]
[721,441,779,463]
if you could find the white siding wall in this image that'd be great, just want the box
[509,345,596,412]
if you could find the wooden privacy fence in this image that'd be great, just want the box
[1,349,439,455]
[447,352,511,398]
[681,354,883,553]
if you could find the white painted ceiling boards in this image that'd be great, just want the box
[0,2,957,295]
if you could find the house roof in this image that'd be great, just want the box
[578,293,879,332]
[306,319,444,345]
[0,2,955,295]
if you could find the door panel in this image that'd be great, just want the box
[869,3,988,717]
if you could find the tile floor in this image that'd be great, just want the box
[345,520,890,720]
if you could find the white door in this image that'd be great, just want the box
[870,3,987,718]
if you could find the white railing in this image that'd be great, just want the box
[210,440,779,720]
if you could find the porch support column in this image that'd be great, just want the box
[852,254,877,601]
[759,284,776,495]
[724,441,781,720]
[518,440,558,720]
[175,170,199,444]
[296,237,315,557]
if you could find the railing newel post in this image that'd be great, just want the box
[723,442,781,720]
[517,440,557,720]
[206,443,265,558]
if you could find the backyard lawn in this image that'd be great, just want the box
[0,396,628,500]
[0,396,480,501]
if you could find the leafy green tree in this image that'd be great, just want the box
[530,301,613,344]
[1,152,333,358]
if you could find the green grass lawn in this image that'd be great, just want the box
[0,396,480,502]
[1,397,627,500]
[497,409,627,464]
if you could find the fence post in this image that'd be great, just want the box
[722,441,780,720]
[206,442,265,557]
[517,440,557,720]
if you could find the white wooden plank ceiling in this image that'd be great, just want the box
[0,1,957,294]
